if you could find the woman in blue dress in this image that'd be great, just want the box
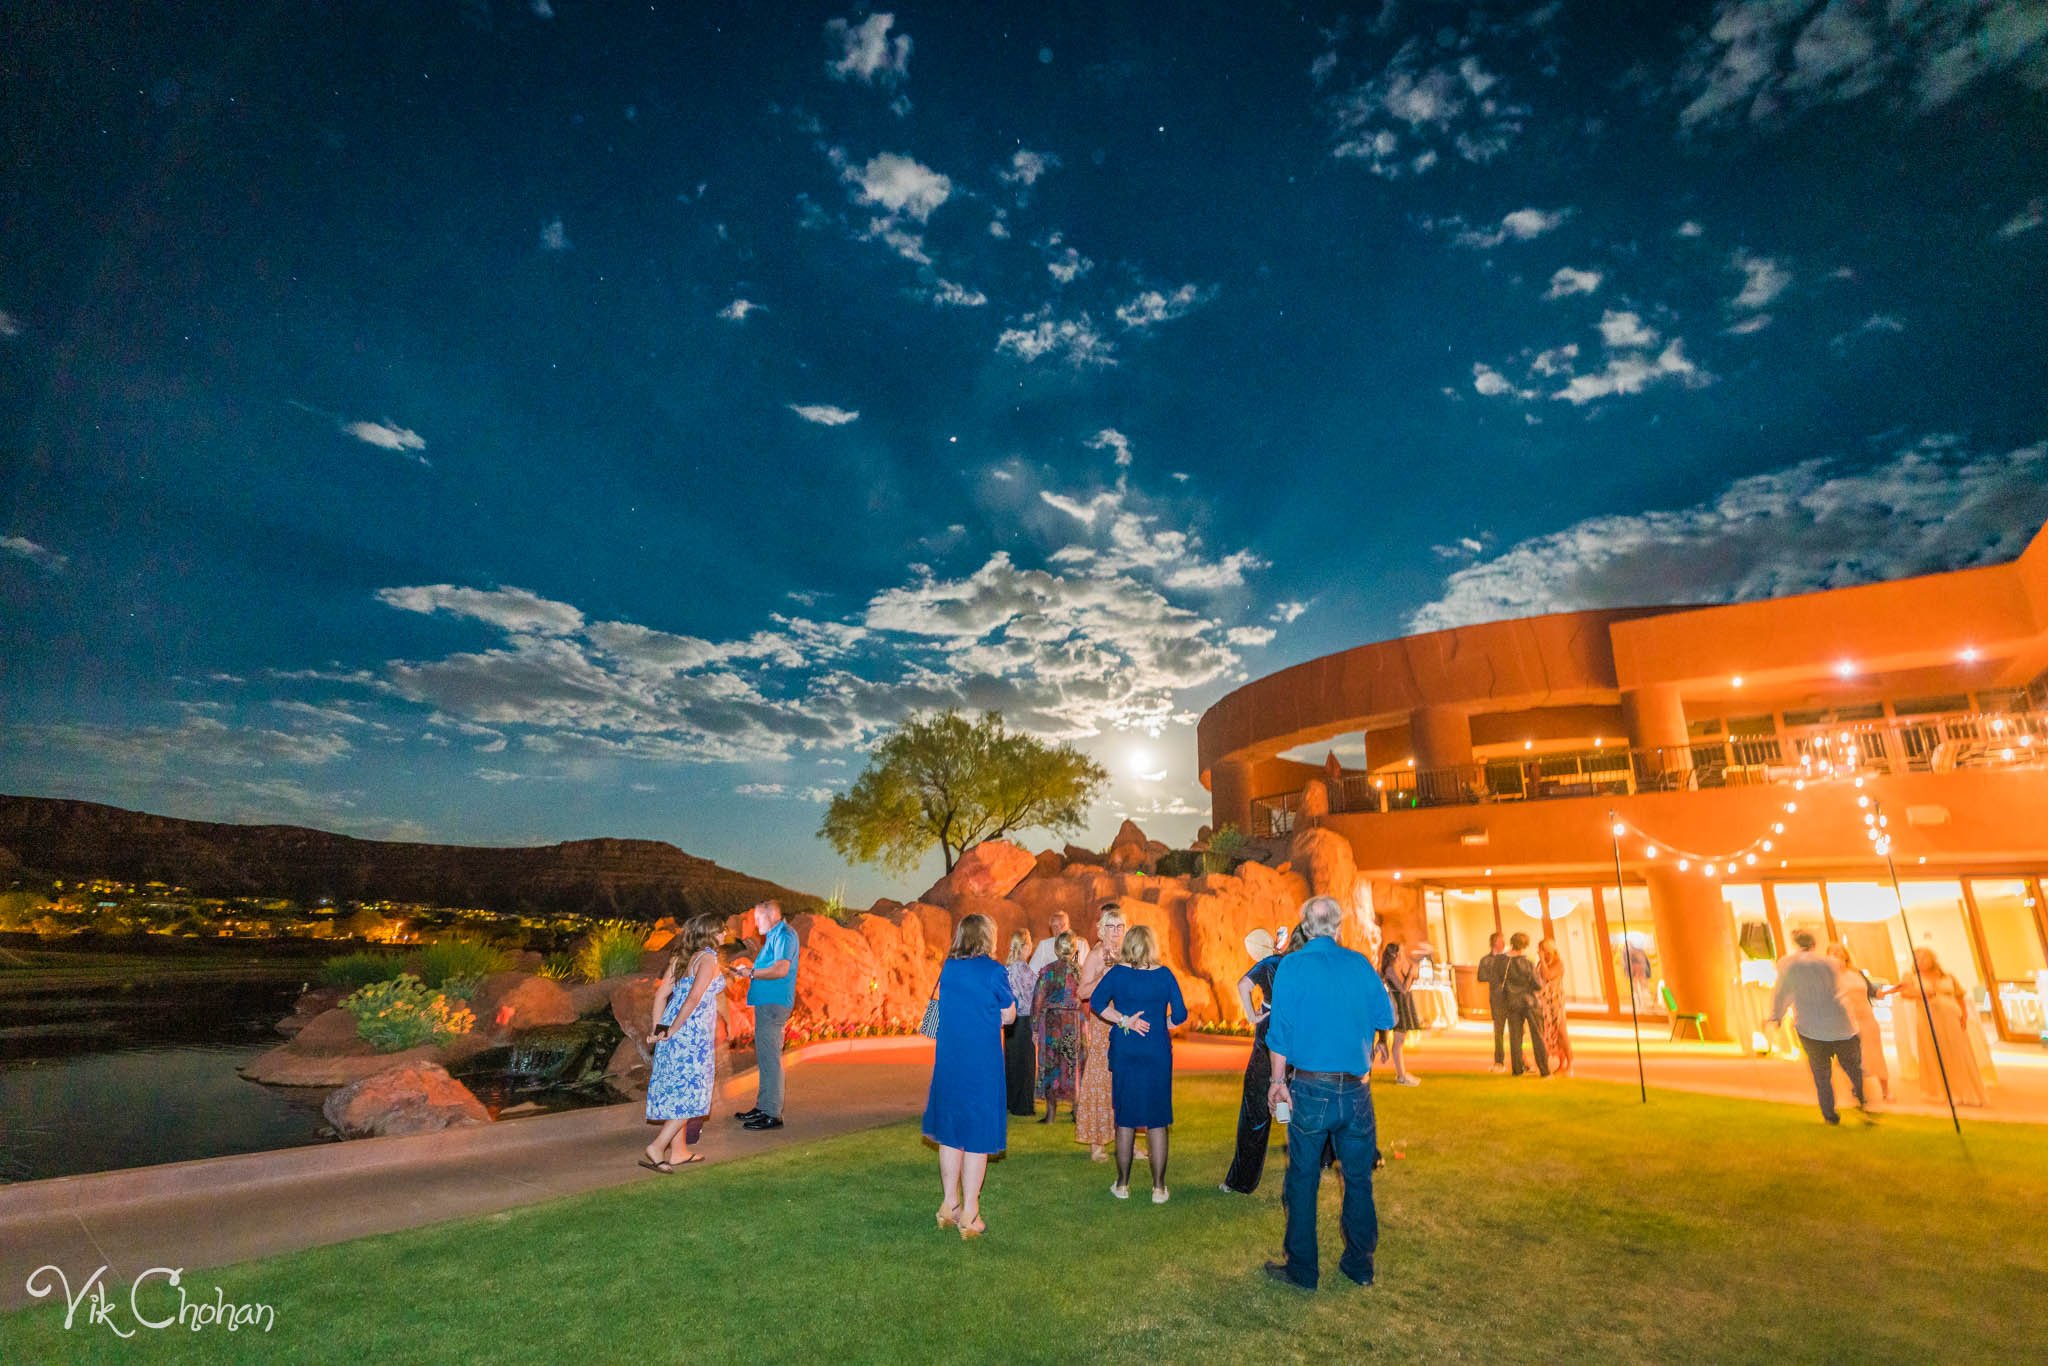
[922,913,1016,1239]
[641,914,726,1172]
[1088,924,1188,1203]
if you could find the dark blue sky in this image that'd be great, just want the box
[4,1,2046,901]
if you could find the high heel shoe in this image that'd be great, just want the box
[959,1217,986,1240]
[936,1206,959,1229]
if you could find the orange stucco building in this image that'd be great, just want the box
[1199,519,2048,1047]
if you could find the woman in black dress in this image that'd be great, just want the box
[1220,928,1282,1194]
[1379,940,1422,1086]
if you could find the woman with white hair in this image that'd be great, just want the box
[1221,926,1285,1194]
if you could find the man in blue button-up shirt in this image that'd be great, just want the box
[1263,896,1396,1290]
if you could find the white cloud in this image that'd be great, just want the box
[798,786,837,803]
[928,280,987,307]
[1329,35,1528,175]
[825,13,911,86]
[3,534,67,572]
[0,310,21,337]
[718,299,764,321]
[1829,312,1905,352]
[1544,267,1602,299]
[1410,436,2048,630]
[1553,340,1704,406]
[1448,206,1569,248]
[10,709,353,772]
[995,309,1116,367]
[476,768,522,783]
[1472,363,1532,400]
[1529,344,1578,376]
[377,584,587,636]
[1676,219,1705,238]
[1675,1,2048,131]
[1730,250,1790,310]
[1044,234,1093,284]
[539,216,571,251]
[1270,601,1308,624]
[1000,149,1058,187]
[737,783,786,797]
[1597,310,1659,349]
[1114,284,1211,329]
[847,152,951,221]
[342,420,429,464]
[1088,428,1134,467]
[1226,626,1277,647]
[789,403,860,426]
[1725,313,1773,335]
[1997,197,2045,239]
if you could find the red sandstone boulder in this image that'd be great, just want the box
[1030,848,1065,879]
[292,1006,372,1054]
[643,918,679,952]
[1298,779,1332,828]
[857,911,936,1023]
[566,977,619,1017]
[277,985,347,1037]
[901,900,955,957]
[322,1062,490,1138]
[867,897,905,917]
[1289,826,1358,908]
[470,972,580,1038]
[790,913,883,1027]
[604,1036,652,1101]
[918,839,1036,908]
[1062,843,1105,867]
[610,973,661,1041]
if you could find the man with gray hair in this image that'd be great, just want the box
[1262,896,1396,1290]
[1766,929,1869,1125]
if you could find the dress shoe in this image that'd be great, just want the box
[1341,1265,1375,1288]
[733,1107,763,1121]
[743,1114,785,1130]
[1262,1260,1312,1291]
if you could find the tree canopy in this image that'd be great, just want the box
[818,710,1109,874]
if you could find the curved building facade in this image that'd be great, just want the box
[1199,520,2048,1045]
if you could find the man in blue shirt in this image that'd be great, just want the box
[734,900,800,1130]
[1263,896,1396,1290]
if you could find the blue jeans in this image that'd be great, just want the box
[1279,1074,1378,1287]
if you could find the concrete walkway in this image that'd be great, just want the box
[7,1024,2041,1313]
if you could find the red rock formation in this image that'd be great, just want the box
[469,972,580,1038]
[917,839,1036,908]
[610,974,660,1041]
[791,914,884,1027]
[322,1063,490,1138]
[857,910,936,1022]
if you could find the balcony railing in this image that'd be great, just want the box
[1246,709,2047,837]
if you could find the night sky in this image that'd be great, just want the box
[4,2,2046,902]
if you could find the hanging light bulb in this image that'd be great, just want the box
[1611,822,1626,837]
[1677,859,1690,872]
[1645,845,1659,858]
[1784,802,1798,814]
[1773,822,1785,834]
[1745,853,1758,866]
[1857,795,1871,808]
[1762,839,1773,852]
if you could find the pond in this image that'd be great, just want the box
[0,971,626,1184]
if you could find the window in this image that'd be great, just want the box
[1440,888,1497,965]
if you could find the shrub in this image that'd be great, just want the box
[1203,823,1247,874]
[340,974,475,1052]
[321,951,407,989]
[1152,849,1204,878]
[537,953,575,981]
[575,922,647,982]
[415,935,512,989]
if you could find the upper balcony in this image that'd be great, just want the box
[1247,707,2048,837]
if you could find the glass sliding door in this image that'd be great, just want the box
[1545,888,1607,1007]
[1968,879,2048,1040]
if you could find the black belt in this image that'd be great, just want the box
[1291,1069,1364,1083]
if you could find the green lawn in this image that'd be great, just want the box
[8,1075,2045,1363]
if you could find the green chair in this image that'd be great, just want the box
[1659,981,1707,1040]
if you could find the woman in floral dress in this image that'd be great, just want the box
[642,914,726,1171]
[1033,932,1084,1122]
[1074,906,1124,1161]
[1536,937,1574,1076]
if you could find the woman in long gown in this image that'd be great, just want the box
[642,914,727,1171]
[1002,930,1038,1117]
[1032,932,1084,1123]
[1074,905,1124,1162]
[1825,943,1891,1103]
[922,913,1017,1238]
[1536,937,1574,1077]
[1895,948,1987,1107]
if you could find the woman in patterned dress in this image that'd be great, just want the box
[1536,937,1574,1076]
[641,914,727,1172]
[1074,906,1124,1161]
[1033,932,1084,1122]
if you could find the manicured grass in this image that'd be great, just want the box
[9,1075,2046,1362]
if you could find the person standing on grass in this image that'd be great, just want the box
[923,914,1016,1240]
[732,900,799,1131]
[1003,929,1039,1117]
[1262,896,1396,1291]
[1028,910,1086,979]
[1766,930,1870,1125]
[1074,906,1124,1162]
[1221,927,1283,1195]
[1033,931,1084,1123]
[1376,941,1421,1087]
[1476,932,1510,1072]
[1501,933,1551,1078]
[641,914,726,1172]
[1536,937,1574,1076]
[1089,924,1188,1203]
[1826,942,1891,1103]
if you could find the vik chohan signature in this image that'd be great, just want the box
[25,1264,276,1336]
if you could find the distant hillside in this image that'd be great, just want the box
[0,795,819,922]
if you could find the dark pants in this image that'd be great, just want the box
[1223,1038,1273,1193]
[1278,1074,1378,1288]
[1506,1000,1550,1076]
[753,1002,790,1116]
[1799,1033,1865,1122]
[1489,993,1508,1065]
[1004,1018,1038,1116]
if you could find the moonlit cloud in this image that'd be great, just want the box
[1269,601,1308,624]
[927,280,987,307]
[719,298,764,321]
[737,782,786,796]
[0,310,21,338]
[1730,249,1790,310]
[1997,198,2045,239]
[825,12,912,86]
[1544,267,1602,298]
[788,403,860,425]
[342,420,430,465]
[1444,206,1569,248]
[1410,436,2048,630]
[1114,284,1211,329]
[1553,340,1703,405]
[1329,32,1529,175]
[2,534,67,572]
[1597,310,1658,349]
[1088,428,1134,467]
[1828,312,1905,352]
[539,216,571,251]
[1226,626,1276,647]
[995,309,1116,366]
[377,584,587,636]
[1000,149,1058,187]
[847,152,951,221]
[1043,233,1093,284]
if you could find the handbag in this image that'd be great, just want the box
[918,984,941,1039]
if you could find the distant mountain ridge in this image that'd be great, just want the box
[0,795,819,922]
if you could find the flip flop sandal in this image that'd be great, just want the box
[637,1157,674,1173]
